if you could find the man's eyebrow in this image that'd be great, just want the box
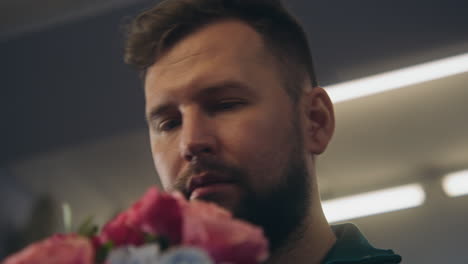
[194,80,256,99]
[146,103,173,124]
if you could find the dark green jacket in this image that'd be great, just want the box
[322,223,402,264]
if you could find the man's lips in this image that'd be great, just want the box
[190,183,239,201]
[187,172,237,199]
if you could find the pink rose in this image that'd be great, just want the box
[98,186,269,264]
[96,211,145,247]
[181,200,269,264]
[3,234,94,264]
[98,187,183,246]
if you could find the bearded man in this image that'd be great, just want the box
[124,0,402,263]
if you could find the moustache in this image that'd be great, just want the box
[172,157,246,198]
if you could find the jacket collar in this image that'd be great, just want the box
[322,223,402,264]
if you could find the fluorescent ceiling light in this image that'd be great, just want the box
[442,169,468,197]
[325,53,468,103]
[322,184,426,223]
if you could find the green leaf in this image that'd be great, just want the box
[145,233,170,251]
[95,241,114,263]
[144,233,158,243]
[77,216,98,237]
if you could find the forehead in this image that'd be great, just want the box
[144,20,274,99]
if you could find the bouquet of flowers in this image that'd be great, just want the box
[3,187,269,264]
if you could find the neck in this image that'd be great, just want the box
[265,195,336,264]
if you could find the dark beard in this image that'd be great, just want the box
[234,140,310,253]
[236,109,311,253]
[171,115,311,254]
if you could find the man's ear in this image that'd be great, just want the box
[302,86,335,155]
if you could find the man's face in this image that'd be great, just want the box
[144,20,311,248]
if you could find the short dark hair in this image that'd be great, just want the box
[124,0,317,102]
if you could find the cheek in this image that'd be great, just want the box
[223,111,293,189]
[150,135,181,190]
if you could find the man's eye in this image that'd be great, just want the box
[158,119,181,132]
[213,100,246,111]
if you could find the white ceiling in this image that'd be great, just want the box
[319,72,468,198]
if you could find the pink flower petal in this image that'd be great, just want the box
[3,234,94,264]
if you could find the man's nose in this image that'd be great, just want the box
[179,110,217,162]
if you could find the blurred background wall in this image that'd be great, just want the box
[1,0,468,262]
